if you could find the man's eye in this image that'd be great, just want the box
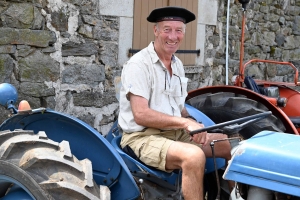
[163,28,170,33]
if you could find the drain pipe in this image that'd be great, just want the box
[225,0,231,85]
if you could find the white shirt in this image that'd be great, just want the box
[118,42,188,133]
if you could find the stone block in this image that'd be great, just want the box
[17,29,56,47]
[198,0,218,25]
[0,28,19,45]
[0,45,16,54]
[185,66,203,74]
[0,54,14,83]
[99,0,133,17]
[17,45,35,57]
[266,64,277,77]
[99,41,118,67]
[20,82,55,97]
[79,0,99,15]
[32,7,44,30]
[43,96,56,109]
[259,5,269,14]
[290,49,300,60]
[82,15,101,26]
[4,3,34,29]
[251,32,276,46]
[18,30,56,47]
[92,16,119,41]
[0,28,56,47]
[293,16,300,35]
[79,24,94,39]
[51,10,68,32]
[78,113,95,128]
[62,40,99,57]
[62,64,105,86]
[263,13,280,22]
[283,36,297,50]
[72,90,117,107]
[276,64,294,76]
[288,6,300,16]
[18,51,60,82]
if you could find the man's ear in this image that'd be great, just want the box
[154,24,159,36]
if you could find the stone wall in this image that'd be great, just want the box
[204,0,300,87]
[0,0,299,135]
[0,0,120,135]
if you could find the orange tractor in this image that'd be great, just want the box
[185,0,300,138]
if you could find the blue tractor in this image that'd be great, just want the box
[0,82,300,200]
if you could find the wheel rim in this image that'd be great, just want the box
[0,175,35,199]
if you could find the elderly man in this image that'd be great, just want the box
[118,6,231,199]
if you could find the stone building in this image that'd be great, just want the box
[0,0,299,135]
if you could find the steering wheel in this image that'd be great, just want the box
[189,111,272,136]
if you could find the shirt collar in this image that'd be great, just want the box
[147,42,177,65]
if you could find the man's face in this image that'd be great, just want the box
[154,21,185,55]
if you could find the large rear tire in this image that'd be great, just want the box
[186,92,286,139]
[186,92,286,200]
[0,129,103,200]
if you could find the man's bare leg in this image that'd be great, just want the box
[166,142,206,200]
[201,133,231,159]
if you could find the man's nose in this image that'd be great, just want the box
[167,30,178,39]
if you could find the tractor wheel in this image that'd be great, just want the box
[186,91,286,139]
[0,129,103,200]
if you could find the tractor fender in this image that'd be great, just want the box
[0,109,140,200]
[187,86,298,135]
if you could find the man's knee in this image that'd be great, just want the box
[181,145,206,168]
[167,142,206,169]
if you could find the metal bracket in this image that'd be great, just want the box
[128,49,200,57]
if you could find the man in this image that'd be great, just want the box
[118,6,231,200]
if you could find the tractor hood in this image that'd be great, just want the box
[224,131,300,197]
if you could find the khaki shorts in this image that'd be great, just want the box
[120,128,202,172]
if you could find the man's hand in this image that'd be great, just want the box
[185,120,209,146]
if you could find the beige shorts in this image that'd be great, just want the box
[120,128,201,172]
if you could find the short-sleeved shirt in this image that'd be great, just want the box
[118,42,188,133]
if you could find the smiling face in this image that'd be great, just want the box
[153,20,186,58]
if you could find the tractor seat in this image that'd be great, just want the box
[244,76,268,96]
[111,136,179,182]
[111,135,226,184]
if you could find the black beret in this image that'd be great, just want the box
[147,6,196,24]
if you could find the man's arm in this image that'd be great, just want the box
[129,93,209,145]
[129,93,189,130]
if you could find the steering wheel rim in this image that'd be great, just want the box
[189,111,272,136]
